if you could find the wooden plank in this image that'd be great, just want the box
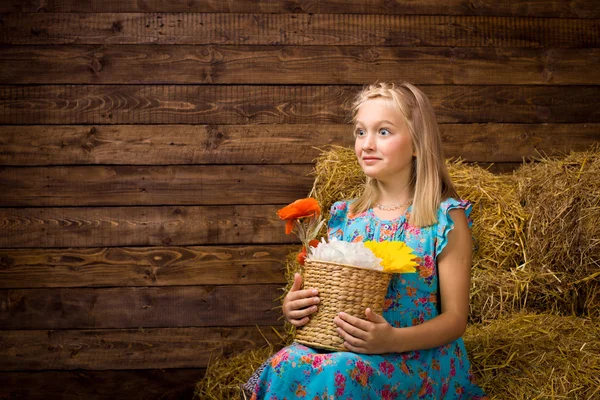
[440,123,600,162]
[0,205,296,248]
[1,85,600,124]
[0,325,284,370]
[2,45,599,85]
[2,1,599,17]
[0,285,283,329]
[0,85,354,125]
[0,165,314,206]
[1,14,597,48]
[317,0,600,17]
[0,369,203,400]
[0,124,351,165]
[1,124,599,166]
[0,245,293,288]
[0,0,316,13]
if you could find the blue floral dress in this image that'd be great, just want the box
[250,198,488,399]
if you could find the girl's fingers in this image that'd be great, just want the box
[291,296,320,310]
[290,317,309,327]
[289,305,318,320]
[290,273,303,291]
[337,312,371,331]
[337,328,365,348]
[342,341,366,354]
[283,283,319,323]
[334,316,368,340]
[286,288,318,302]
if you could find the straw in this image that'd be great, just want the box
[513,146,600,318]
[465,313,600,399]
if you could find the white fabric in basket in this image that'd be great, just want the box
[306,238,383,270]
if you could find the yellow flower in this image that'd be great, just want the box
[364,241,418,273]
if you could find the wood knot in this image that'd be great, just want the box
[89,58,103,74]
[541,68,553,83]
[112,21,123,33]
[0,255,13,268]
[81,143,94,152]
[518,131,529,141]
[31,27,44,36]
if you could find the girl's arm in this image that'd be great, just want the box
[390,208,472,353]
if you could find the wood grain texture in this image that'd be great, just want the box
[0,245,293,288]
[0,165,314,206]
[2,124,598,166]
[0,285,282,329]
[317,0,600,17]
[1,14,598,47]
[0,205,296,248]
[2,1,599,17]
[0,85,352,125]
[0,124,350,165]
[439,123,600,162]
[0,325,285,370]
[0,0,314,14]
[2,45,599,85]
[1,85,600,124]
[0,369,203,400]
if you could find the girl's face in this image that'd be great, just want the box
[354,98,415,184]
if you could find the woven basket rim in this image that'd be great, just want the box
[305,259,393,274]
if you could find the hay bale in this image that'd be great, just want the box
[514,147,600,318]
[448,160,527,271]
[195,313,600,400]
[469,268,533,323]
[194,346,272,400]
[465,313,600,399]
[309,146,527,272]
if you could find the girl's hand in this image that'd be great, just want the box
[282,273,320,327]
[334,308,395,354]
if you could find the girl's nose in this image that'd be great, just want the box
[362,132,376,150]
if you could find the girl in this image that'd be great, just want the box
[246,82,488,399]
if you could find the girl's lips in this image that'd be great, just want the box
[362,157,381,164]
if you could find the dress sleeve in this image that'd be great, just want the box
[327,200,348,241]
[435,198,473,259]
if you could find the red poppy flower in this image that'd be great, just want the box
[308,239,320,248]
[277,198,321,234]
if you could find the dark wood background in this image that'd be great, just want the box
[1,1,599,399]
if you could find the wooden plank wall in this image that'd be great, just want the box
[1,1,599,398]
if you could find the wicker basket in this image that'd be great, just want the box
[295,259,392,351]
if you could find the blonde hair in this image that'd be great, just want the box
[350,82,458,227]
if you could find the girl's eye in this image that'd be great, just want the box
[354,129,366,138]
[379,128,391,136]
